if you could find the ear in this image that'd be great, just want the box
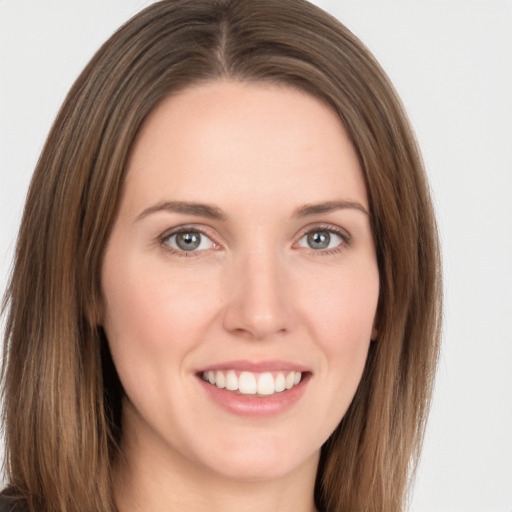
[371,316,378,342]
[370,298,381,342]
[85,296,104,328]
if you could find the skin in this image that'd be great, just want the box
[102,80,379,512]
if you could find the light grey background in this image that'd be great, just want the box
[1,1,511,511]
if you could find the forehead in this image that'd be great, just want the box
[123,80,368,214]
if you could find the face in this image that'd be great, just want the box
[102,80,379,484]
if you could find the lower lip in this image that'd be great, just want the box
[198,375,309,417]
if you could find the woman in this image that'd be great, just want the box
[1,1,442,511]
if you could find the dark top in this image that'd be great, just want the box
[0,493,29,512]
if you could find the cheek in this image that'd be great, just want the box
[100,258,225,429]
[302,264,379,343]
[298,261,379,390]
[283,261,378,444]
[101,256,221,363]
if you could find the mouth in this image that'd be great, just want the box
[196,362,310,416]
[200,369,304,396]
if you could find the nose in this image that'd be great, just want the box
[222,247,293,340]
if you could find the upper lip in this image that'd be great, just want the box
[197,359,310,374]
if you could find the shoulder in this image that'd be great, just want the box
[0,492,29,512]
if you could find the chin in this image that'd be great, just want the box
[195,436,319,482]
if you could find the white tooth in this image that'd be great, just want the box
[294,372,302,385]
[257,372,275,395]
[285,372,295,390]
[215,371,226,389]
[239,372,257,394]
[207,371,216,385]
[225,370,238,391]
[202,372,209,382]
[274,372,286,392]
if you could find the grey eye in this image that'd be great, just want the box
[308,231,330,249]
[176,232,201,251]
[298,230,343,250]
[165,230,214,252]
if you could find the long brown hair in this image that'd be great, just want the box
[1,1,442,511]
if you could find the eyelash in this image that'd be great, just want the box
[158,224,351,257]
[159,225,219,257]
[296,224,352,256]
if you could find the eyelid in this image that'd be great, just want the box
[294,223,352,252]
[157,222,351,256]
[158,224,221,255]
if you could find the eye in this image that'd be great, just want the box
[297,228,345,251]
[163,229,216,253]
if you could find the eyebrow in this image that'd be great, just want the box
[135,198,369,223]
[293,200,370,218]
[135,201,227,222]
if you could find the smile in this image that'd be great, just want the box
[201,370,302,396]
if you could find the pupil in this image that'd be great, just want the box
[307,231,330,250]
[176,232,200,251]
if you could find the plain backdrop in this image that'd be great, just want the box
[1,1,511,511]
